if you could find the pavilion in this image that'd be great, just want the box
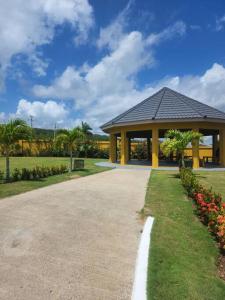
[101,87,225,169]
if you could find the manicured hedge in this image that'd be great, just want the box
[0,165,68,183]
[180,167,225,250]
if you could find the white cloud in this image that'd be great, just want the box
[0,0,94,86]
[0,112,7,123]
[33,20,186,131]
[150,63,225,110]
[190,25,201,31]
[3,63,225,133]
[33,62,225,132]
[15,99,69,128]
[96,0,133,50]
[216,15,225,31]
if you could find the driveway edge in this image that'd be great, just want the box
[131,216,154,300]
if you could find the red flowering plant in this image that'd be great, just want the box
[215,206,225,249]
[193,187,222,232]
[180,167,225,250]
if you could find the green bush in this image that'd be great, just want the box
[180,167,198,195]
[21,168,31,180]
[12,168,21,181]
[0,170,4,182]
[7,165,68,183]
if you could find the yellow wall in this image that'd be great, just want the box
[184,146,212,159]
[18,140,53,156]
[97,140,212,158]
[17,139,213,158]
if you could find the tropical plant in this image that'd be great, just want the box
[81,121,92,137]
[0,119,32,181]
[161,129,203,167]
[80,122,93,158]
[180,167,225,249]
[55,127,83,172]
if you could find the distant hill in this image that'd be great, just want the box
[33,128,54,139]
[92,134,109,141]
[33,128,109,140]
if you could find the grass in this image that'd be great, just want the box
[0,157,110,199]
[145,170,225,300]
[195,171,225,198]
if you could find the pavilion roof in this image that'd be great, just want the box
[101,87,225,130]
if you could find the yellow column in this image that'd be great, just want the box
[152,127,159,168]
[120,130,128,165]
[192,128,199,169]
[109,134,117,163]
[212,134,218,157]
[219,129,225,166]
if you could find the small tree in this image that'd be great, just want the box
[161,129,203,167]
[0,119,32,181]
[55,127,83,172]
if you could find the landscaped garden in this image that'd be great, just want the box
[0,119,111,199]
[0,157,110,199]
[145,170,225,300]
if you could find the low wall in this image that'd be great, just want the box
[16,140,213,158]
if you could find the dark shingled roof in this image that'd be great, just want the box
[101,87,225,129]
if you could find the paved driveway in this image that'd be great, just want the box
[0,169,149,300]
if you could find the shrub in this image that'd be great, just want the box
[12,168,21,181]
[180,167,225,250]
[21,168,31,180]
[0,170,4,182]
[6,164,68,183]
[180,167,198,195]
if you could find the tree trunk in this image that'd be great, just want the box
[70,150,73,172]
[181,151,185,168]
[5,154,10,181]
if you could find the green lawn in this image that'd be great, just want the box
[145,170,225,300]
[195,171,225,198]
[0,157,110,199]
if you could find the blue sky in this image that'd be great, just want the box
[1,0,225,132]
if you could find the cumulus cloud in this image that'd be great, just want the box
[96,0,133,50]
[0,0,94,87]
[33,20,186,130]
[15,99,69,128]
[0,112,7,123]
[33,62,225,132]
[149,63,225,110]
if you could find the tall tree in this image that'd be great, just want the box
[0,119,32,181]
[80,122,93,157]
[55,127,83,172]
[81,121,92,137]
[161,129,203,167]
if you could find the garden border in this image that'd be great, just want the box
[132,216,154,300]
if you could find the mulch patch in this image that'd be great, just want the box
[217,254,225,281]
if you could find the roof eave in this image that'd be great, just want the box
[101,117,225,132]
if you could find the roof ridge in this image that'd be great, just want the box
[167,88,204,117]
[153,87,166,119]
[103,88,164,126]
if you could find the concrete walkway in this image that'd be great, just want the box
[0,169,150,300]
[96,161,225,171]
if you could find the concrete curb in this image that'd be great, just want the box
[132,216,154,300]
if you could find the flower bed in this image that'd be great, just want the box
[180,167,225,251]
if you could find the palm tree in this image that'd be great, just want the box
[0,119,32,181]
[80,122,92,157]
[55,127,83,172]
[161,129,203,167]
[81,121,92,136]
